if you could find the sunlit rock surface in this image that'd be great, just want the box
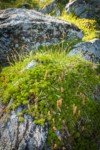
[65,0,100,20]
[0,106,48,150]
[69,38,100,63]
[40,0,57,15]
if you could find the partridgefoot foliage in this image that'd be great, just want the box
[0,50,100,149]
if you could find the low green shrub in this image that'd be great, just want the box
[0,50,100,149]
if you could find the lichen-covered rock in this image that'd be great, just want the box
[93,85,100,101]
[24,60,36,70]
[0,8,83,65]
[40,0,57,14]
[40,0,68,16]
[0,106,48,150]
[69,38,100,63]
[65,0,100,20]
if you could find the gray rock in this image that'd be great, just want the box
[0,106,48,150]
[93,85,100,101]
[40,0,61,16]
[40,0,70,16]
[40,0,57,14]
[24,60,36,70]
[69,38,100,63]
[0,8,84,65]
[65,0,100,20]
[21,60,37,72]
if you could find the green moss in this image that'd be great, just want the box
[34,118,45,126]
[18,116,24,122]
[0,49,100,149]
[17,112,23,117]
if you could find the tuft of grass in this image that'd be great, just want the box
[0,48,100,149]
[58,11,99,41]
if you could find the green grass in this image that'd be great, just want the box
[58,11,99,41]
[0,48,100,149]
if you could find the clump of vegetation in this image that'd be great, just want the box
[59,11,99,41]
[18,116,24,122]
[0,49,100,149]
